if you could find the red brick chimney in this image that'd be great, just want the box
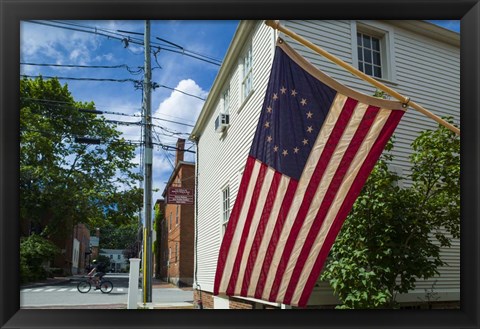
[176,138,185,166]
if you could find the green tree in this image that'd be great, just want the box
[20,77,142,241]
[98,220,140,250]
[20,234,60,283]
[321,120,460,309]
[153,204,163,278]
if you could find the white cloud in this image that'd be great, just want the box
[154,79,206,132]
[149,78,206,202]
[20,21,101,65]
[109,78,205,204]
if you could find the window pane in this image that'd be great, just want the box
[357,33,362,46]
[372,37,380,51]
[357,47,363,60]
[365,64,372,75]
[358,61,363,71]
[363,35,371,48]
[374,66,382,78]
[373,51,381,65]
[364,49,372,63]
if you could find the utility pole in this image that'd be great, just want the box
[142,19,153,303]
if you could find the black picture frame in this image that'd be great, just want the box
[1,0,479,328]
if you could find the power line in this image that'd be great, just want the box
[22,98,193,142]
[21,97,196,128]
[20,62,144,75]
[26,20,222,66]
[21,127,195,153]
[21,74,139,84]
[21,75,207,101]
[156,84,205,101]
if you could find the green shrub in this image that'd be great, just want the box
[20,234,59,284]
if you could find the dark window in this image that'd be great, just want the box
[357,32,382,78]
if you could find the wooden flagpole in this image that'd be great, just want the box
[265,20,460,136]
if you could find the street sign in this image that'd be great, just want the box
[167,187,194,205]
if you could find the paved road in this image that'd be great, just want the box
[20,275,193,308]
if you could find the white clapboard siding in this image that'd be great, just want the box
[194,20,459,306]
[195,21,275,292]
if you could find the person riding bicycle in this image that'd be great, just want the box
[87,259,107,290]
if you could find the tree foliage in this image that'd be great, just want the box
[98,220,140,250]
[20,77,142,240]
[153,204,163,278]
[20,234,60,283]
[321,120,460,309]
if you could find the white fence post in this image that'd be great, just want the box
[127,258,141,309]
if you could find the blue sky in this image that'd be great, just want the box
[20,20,239,207]
[20,19,459,212]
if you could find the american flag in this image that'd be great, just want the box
[213,38,405,307]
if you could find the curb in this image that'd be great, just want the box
[22,303,127,309]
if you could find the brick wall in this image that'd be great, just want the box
[193,290,256,309]
[164,163,195,287]
[229,297,254,309]
[166,202,181,285]
[179,165,195,286]
[194,289,214,309]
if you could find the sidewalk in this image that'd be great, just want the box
[152,278,194,292]
[152,278,175,289]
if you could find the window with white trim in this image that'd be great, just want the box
[222,186,230,236]
[241,45,253,100]
[354,22,395,81]
[357,31,383,78]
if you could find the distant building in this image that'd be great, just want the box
[99,248,128,272]
[21,213,92,276]
[51,223,91,275]
[89,228,100,261]
[159,139,196,287]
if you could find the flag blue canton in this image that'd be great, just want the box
[250,46,337,181]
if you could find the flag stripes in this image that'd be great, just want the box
[215,98,404,306]
[281,104,380,305]
[239,170,283,295]
[214,38,405,307]
[226,163,269,294]
[267,96,361,303]
[297,109,404,307]
[213,156,256,295]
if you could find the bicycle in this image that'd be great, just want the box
[77,276,114,294]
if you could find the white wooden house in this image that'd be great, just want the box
[99,248,128,272]
[190,20,459,309]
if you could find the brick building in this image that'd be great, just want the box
[160,139,195,287]
[52,223,91,275]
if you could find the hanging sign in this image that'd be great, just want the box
[167,187,194,205]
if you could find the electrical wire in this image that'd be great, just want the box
[20,62,143,75]
[26,20,223,66]
[21,74,139,84]
[21,75,206,102]
[22,97,197,128]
